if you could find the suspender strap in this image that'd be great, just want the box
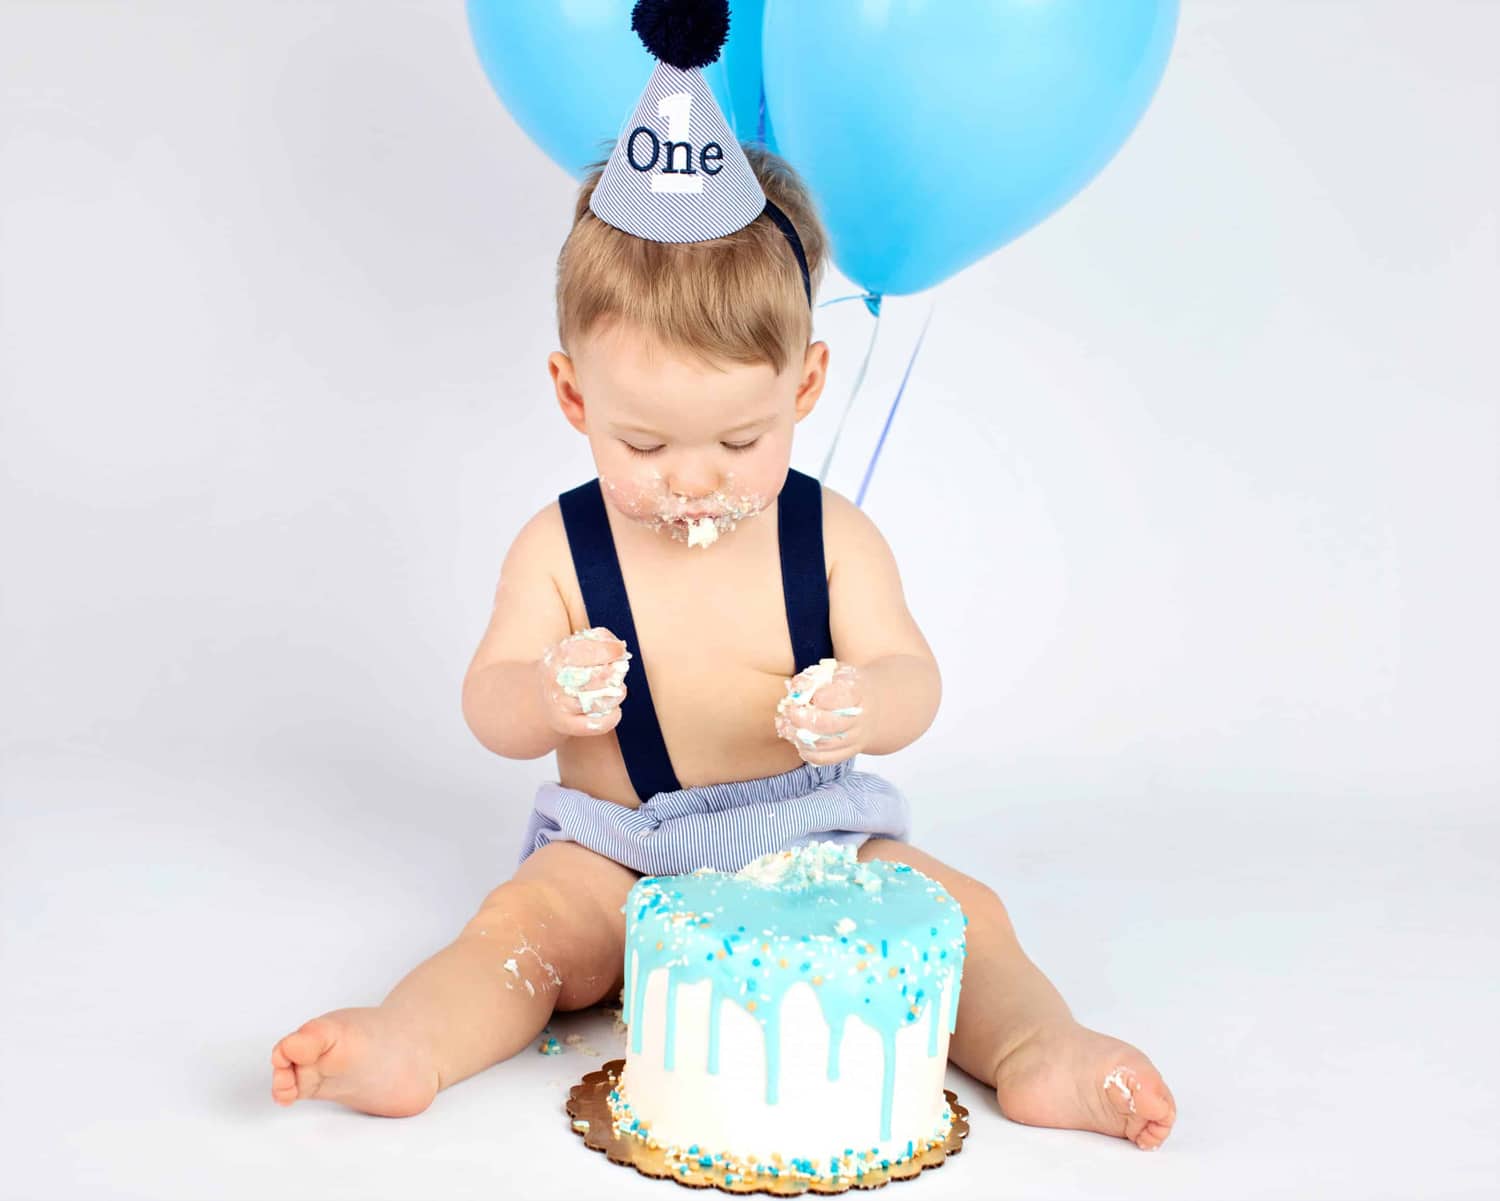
[777,468,835,670]
[558,480,682,801]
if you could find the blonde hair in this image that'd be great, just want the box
[555,143,828,375]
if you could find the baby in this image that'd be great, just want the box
[269,140,1175,1149]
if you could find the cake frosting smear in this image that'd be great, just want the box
[613,842,968,1184]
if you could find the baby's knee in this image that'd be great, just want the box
[460,878,620,1007]
[933,868,1012,933]
[961,876,1013,930]
[463,879,559,937]
[861,839,1015,933]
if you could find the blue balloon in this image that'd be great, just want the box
[762,0,1178,296]
[466,0,777,182]
[716,0,782,155]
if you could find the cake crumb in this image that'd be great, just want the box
[1102,1066,1137,1113]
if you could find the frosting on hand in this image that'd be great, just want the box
[774,658,869,763]
[541,626,632,734]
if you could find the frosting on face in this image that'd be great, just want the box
[686,516,720,548]
[601,470,772,549]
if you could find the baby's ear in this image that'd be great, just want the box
[794,341,830,420]
[548,351,588,433]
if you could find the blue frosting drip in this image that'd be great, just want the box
[621,843,967,1142]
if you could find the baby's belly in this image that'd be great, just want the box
[555,661,805,808]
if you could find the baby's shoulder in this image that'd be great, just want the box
[511,497,566,548]
[818,483,894,573]
[495,500,570,592]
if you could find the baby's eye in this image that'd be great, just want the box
[722,438,760,453]
[622,441,665,456]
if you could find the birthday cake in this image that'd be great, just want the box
[612,842,967,1185]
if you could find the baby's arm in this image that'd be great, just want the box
[461,506,627,759]
[781,490,941,759]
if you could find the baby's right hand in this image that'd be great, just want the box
[537,627,631,737]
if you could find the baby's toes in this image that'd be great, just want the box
[1102,1063,1176,1149]
[270,1055,299,1105]
[1135,1116,1173,1151]
[271,1019,339,1103]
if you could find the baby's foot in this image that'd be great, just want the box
[270,1007,440,1117]
[993,1021,1176,1150]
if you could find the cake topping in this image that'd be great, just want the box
[732,841,884,892]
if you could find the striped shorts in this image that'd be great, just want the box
[516,759,911,877]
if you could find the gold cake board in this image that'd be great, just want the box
[566,1059,969,1195]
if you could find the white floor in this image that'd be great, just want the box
[3,748,1495,1201]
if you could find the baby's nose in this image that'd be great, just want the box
[667,465,719,499]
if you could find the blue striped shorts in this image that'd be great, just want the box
[516,759,911,877]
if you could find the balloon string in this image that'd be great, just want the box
[818,302,883,484]
[855,301,936,509]
[817,293,871,309]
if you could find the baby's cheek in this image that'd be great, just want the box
[741,440,794,496]
[599,471,663,521]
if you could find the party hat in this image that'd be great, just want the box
[590,0,810,303]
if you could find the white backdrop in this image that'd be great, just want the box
[2,3,1496,1200]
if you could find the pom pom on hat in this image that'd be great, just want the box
[631,0,731,71]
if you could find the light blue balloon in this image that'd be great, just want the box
[716,0,782,154]
[466,0,777,182]
[762,0,1179,297]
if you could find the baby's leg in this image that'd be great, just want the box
[857,839,1176,1150]
[270,842,637,1115]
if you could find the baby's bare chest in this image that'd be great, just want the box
[556,529,809,803]
[625,550,796,678]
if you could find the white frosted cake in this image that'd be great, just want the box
[611,842,968,1185]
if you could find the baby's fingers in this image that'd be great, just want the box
[810,674,862,712]
[559,702,625,737]
[550,639,631,715]
[553,628,629,667]
[554,676,628,716]
[792,738,854,765]
[554,661,627,693]
[782,702,855,737]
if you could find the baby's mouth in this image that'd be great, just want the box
[651,507,761,549]
[672,513,726,548]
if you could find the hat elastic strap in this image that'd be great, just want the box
[762,198,812,309]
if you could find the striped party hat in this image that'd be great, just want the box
[590,0,811,305]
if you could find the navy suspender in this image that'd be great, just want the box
[557,468,834,802]
[777,468,835,671]
[558,479,681,802]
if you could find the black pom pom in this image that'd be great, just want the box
[631,0,731,71]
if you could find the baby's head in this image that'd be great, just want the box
[548,144,830,548]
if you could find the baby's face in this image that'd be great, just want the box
[551,321,825,548]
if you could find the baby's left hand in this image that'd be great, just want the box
[774,658,873,765]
